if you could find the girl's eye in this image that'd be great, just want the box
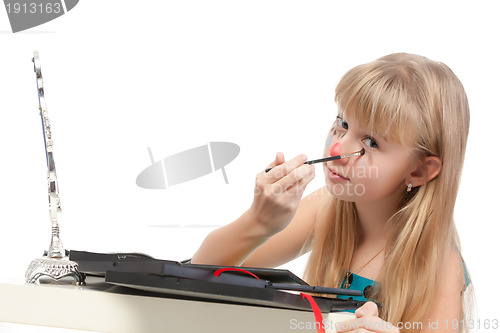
[337,116,349,130]
[331,116,348,136]
[362,136,378,149]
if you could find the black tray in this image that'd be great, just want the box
[70,250,368,312]
[105,270,366,313]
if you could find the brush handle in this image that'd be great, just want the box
[265,155,341,173]
[264,149,364,173]
[304,155,342,165]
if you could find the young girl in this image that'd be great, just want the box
[192,53,473,333]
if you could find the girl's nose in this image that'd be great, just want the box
[330,142,342,157]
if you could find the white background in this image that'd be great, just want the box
[1,1,499,331]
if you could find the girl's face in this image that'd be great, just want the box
[323,115,416,203]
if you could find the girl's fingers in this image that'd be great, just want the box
[336,317,399,333]
[336,302,399,333]
[265,154,308,183]
[276,152,285,165]
[264,152,286,171]
[277,164,315,194]
[355,302,379,318]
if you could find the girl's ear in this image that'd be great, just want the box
[409,155,442,187]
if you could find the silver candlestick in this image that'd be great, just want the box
[25,51,85,285]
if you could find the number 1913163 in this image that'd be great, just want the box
[6,2,62,14]
[444,319,499,330]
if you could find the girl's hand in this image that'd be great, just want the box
[247,152,315,236]
[336,302,399,333]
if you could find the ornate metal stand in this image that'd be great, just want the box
[25,51,85,285]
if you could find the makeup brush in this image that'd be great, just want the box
[265,148,365,173]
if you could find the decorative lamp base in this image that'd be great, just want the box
[25,256,86,285]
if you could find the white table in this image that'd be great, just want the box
[0,277,355,333]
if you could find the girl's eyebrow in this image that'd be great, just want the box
[364,129,387,142]
[338,115,388,142]
[370,130,387,142]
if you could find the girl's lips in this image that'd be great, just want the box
[327,168,350,181]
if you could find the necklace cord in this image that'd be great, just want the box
[345,247,385,289]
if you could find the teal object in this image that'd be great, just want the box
[336,248,470,314]
[337,272,374,313]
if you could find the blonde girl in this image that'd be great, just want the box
[192,53,473,333]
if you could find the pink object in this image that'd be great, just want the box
[330,142,341,157]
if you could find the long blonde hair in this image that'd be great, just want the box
[304,53,474,332]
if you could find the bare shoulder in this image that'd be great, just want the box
[303,186,332,212]
[300,186,332,221]
[421,246,465,330]
[437,245,465,297]
[298,186,333,241]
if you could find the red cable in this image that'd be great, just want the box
[300,293,326,333]
[213,268,324,333]
[213,267,260,280]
